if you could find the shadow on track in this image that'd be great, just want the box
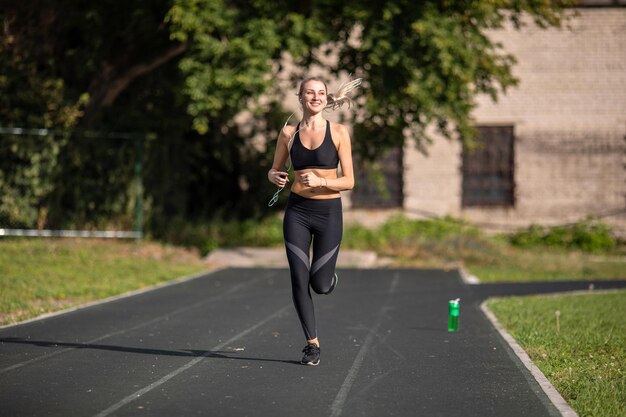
[0,337,301,365]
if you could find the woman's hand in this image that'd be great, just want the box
[268,169,289,187]
[300,172,324,188]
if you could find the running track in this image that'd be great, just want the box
[1,268,625,417]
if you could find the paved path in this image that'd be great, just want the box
[1,268,625,417]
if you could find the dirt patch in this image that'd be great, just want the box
[43,238,204,265]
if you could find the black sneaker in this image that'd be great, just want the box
[325,273,338,295]
[301,344,320,366]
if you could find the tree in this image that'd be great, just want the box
[169,0,573,158]
[0,0,183,229]
[1,0,574,143]
[0,0,574,230]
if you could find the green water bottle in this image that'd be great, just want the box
[448,298,460,332]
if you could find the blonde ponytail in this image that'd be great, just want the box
[325,77,363,110]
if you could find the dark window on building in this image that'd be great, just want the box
[462,126,515,208]
[351,147,403,208]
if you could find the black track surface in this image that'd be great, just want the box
[1,268,624,417]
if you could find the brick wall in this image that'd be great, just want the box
[403,8,626,233]
[403,132,462,218]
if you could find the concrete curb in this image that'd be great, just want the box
[458,266,481,284]
[480,301,579,417]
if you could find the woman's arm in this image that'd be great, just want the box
[268,127,292,187]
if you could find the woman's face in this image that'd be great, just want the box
[300,80,327,113]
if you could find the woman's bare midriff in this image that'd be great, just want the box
[291,168,341,199]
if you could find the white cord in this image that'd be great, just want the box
[267,186,284,207]
[268,112,299,207]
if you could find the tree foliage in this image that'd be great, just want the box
[0,0,573,232]
[0,0,181,229]
[166,0,573,157]
[327,1,573,157]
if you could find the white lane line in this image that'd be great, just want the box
[329,273,400,417]
[0,277,259,374]
[93,304,291,417]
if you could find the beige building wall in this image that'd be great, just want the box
[403,8,626,232]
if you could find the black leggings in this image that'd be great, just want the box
[283,193,343,340]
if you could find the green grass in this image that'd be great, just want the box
[488,291,626,417]
[0,238,207,326]
[462,237,626,282]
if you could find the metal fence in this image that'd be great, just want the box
[0,127,144,239]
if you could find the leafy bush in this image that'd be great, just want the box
[156,216,284,256]
[509,219,616,253]
[343,214,493,263]
[158,214,620,260]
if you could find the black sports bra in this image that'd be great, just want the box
[290,121,339,171]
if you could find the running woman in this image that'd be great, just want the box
[267,76,359,365]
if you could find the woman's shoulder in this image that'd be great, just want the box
[285,123,298,133]
[278,124,297,141]
[329,121,350,140]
